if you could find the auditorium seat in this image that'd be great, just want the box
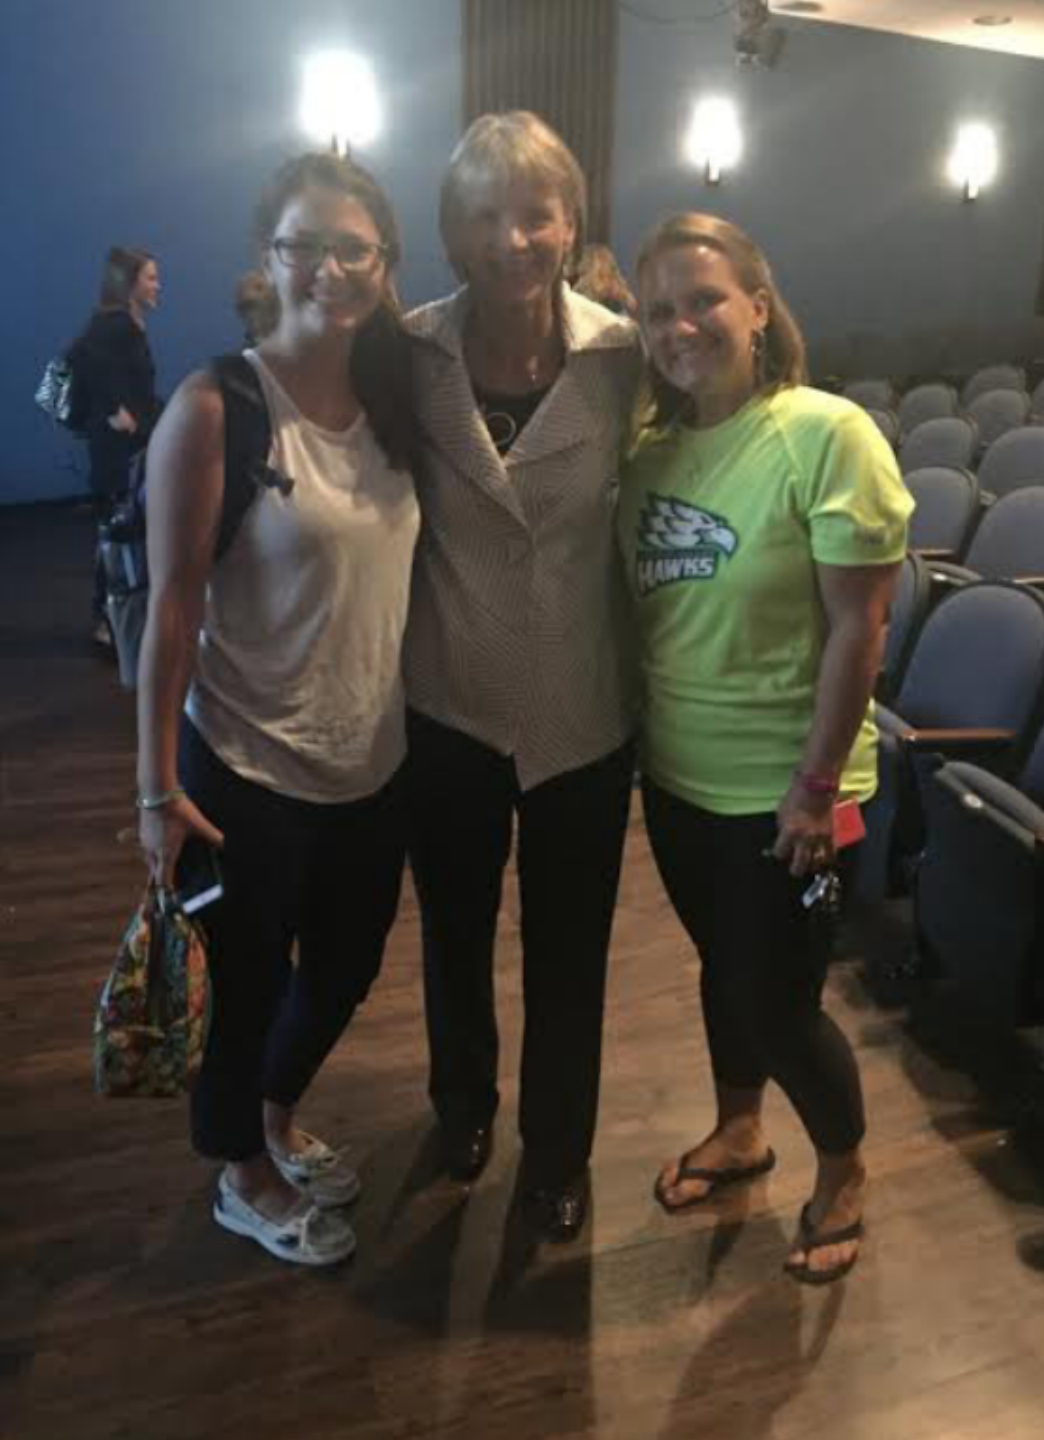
[915,717,1044,1028]
[960,363,1026,408]
[898,382,959,435]
[856,580,1044,902]
[978,426,1044,500]
[966,387,1031,456]
[899,415,977,475]
[904,465,980,559]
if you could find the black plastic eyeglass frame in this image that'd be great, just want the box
[271,236,388,272]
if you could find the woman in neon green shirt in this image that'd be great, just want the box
[617,213,911,1284]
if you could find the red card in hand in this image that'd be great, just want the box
[833,798,866,848]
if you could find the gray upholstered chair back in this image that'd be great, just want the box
[961,364,1026,407]
[844,378,896,412]
[896,581,1044,734]
[978,426,1044,499]
[867,407,899,446]
[879,553,931,704]
[904,466,979,556]
[900,416,977,475]
[966,388,1031,453]
[898,382,959,435]
[963,489,1044,580]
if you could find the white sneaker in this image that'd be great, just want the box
[213,1171,356,1266]
[269,1131,362,1209]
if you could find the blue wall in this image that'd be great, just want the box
[6,4,1044,503]
[4,0,461,504]
[612,11,1044,380]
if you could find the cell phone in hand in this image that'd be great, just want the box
[833,798,866,849]
[174,838,224,915]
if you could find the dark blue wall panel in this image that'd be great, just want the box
[4,0,460,503]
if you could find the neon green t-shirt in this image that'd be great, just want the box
[616,386,912,815]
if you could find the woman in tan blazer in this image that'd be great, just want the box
[404,112,640,1241]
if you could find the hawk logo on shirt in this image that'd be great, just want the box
[635,495,738,596]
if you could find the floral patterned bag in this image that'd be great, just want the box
[94,885,210,1097]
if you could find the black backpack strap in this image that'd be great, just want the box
[207,353,293,562]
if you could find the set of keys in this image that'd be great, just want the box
[802,869,842,916]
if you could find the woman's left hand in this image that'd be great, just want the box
[773,776,836,878]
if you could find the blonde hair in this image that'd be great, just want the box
[439,111,586,278]
[635,212,807,427]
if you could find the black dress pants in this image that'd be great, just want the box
[406,711,635,1187]
[180,721,406,1162]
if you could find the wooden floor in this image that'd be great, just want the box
[3,505,1044,1440]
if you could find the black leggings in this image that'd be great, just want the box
[180,721,406,1162]
[641,778,865,1155]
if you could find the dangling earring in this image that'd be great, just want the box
[751,328,767,384]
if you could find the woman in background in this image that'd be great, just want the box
[79,246,162,644]
[233,268,279,347]
[573,242,636,318]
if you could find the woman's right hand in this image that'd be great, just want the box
[108,405,138,434]
[139,791,224,888]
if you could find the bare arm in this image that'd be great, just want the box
[136,371,227,883]
[773,560,901,876]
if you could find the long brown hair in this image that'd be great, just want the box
[573,243,636,317]
[635,212,807,429]
[254,151,419,472]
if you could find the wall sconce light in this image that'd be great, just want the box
[946,121,998,202]
[684,97,743,186]
[299,51,381,156]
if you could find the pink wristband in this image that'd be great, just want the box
[795,769,840,797]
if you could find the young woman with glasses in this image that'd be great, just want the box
[136,153,420,1266]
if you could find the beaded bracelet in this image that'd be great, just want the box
[136,786,186,811]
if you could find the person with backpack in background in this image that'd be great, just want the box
[136,152,420,1266]
[76,245,163,646]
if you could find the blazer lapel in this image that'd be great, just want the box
[411,297,527,526]
[504,364,599,472]
[419,353,526,524]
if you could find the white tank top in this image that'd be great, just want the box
[186,350,420,803]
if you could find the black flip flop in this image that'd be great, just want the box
[784,1201,864,1285]
[653,1148,777,1214]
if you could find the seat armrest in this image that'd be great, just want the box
[928,562,977,589]
[1015,576,1044,591]
[896,725,1015,754]
[915,547,956,562]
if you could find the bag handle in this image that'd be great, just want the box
[144,883,178,1029]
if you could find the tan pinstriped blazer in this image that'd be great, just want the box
[403,285,642,790]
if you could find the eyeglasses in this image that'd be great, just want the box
[271,234,388,273]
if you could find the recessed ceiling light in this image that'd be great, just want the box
[776,2,825,12]
[973,14,1014,24]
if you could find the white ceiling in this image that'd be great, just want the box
[772,1,1044,60]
